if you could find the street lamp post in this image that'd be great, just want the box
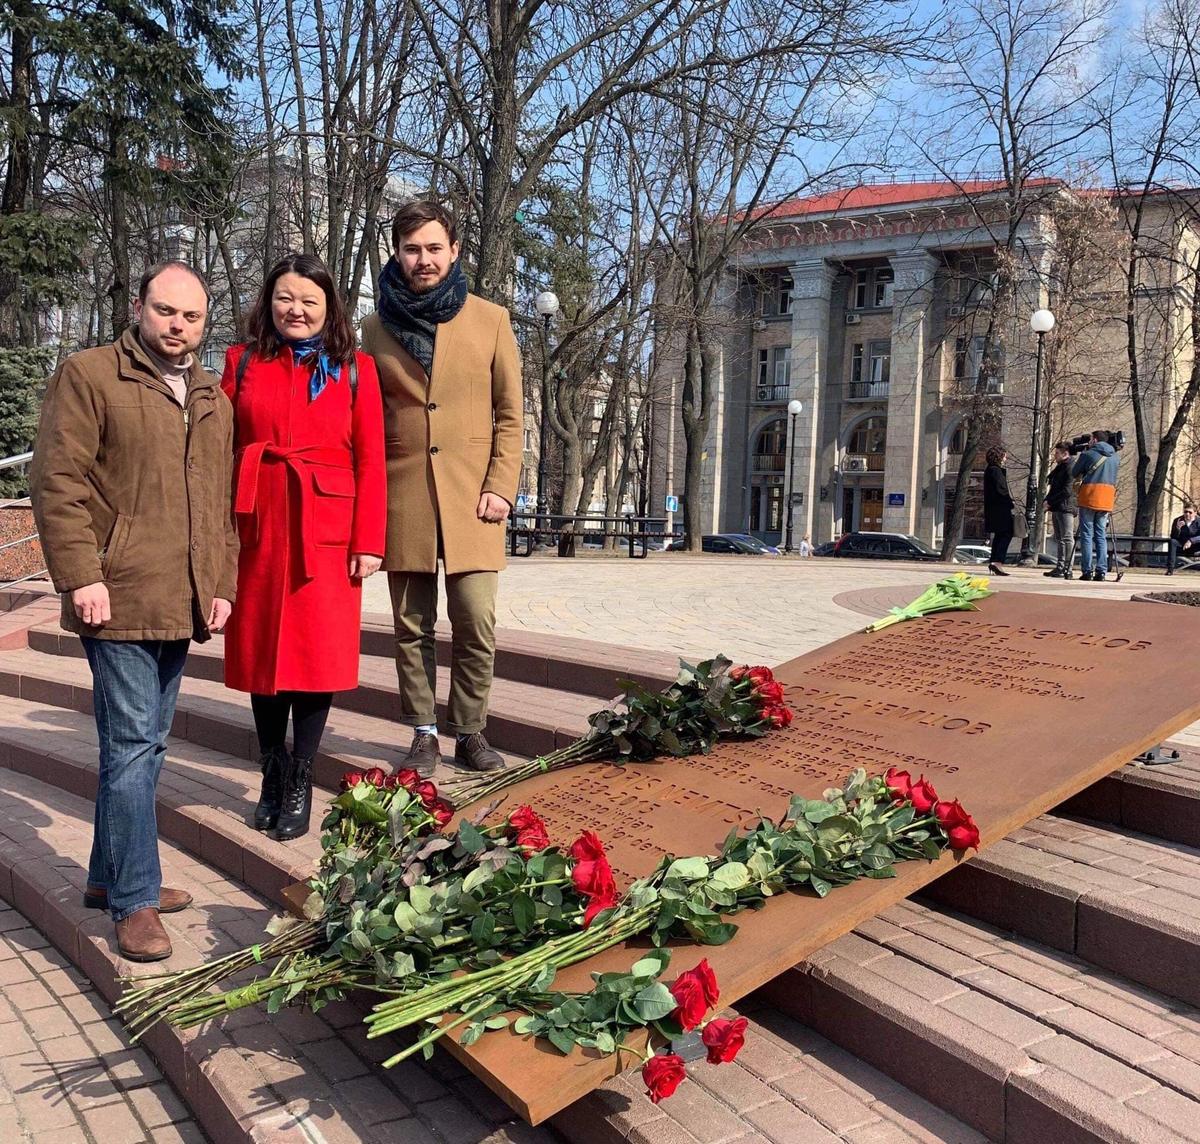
[534,291,559,527]
[1022,308,1056,561]
[784,399,804,553]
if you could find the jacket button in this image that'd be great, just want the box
[430,446,439,455]
[191,540,199,551]
[427,402,437,411]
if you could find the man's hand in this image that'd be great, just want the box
[349,554,382,580]
[71,583,111,627]
[477,492,511,524]
[207,597,232,632]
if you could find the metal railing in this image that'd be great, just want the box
[0,451,47,591]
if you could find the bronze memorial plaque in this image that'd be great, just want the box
[442,592,1200,1124]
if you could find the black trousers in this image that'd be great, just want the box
[989,531,1013,565]
[250,692,333,759]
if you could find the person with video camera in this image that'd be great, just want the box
[1072,430,1120,582]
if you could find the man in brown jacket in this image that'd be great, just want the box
[362,202,522,774]
[31,261,237,962]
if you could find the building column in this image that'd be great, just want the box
[786,258,839,545]
[882,250,939,534]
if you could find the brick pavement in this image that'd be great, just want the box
[0,896,206,1144]
[362,555,1176,666]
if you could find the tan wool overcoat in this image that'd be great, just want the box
[361,293,523,574]
[31,328,239,642]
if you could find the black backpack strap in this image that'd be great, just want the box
[348,355,358,400]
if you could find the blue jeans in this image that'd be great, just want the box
[1078,507,1108,574]
[82,638,189,921]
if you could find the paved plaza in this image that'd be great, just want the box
[363,553,1176,665]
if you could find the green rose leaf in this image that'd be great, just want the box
[548,1028,576,1055]
[514,1015,540,1035]
[483,1015,510,1030]
[709,861,750,890]
[470,912,496,947]
[408,884,434,914]
[458,820,486,856]
[630,949,670,979]
[460,1022,485,1047]
[632,982,678,1022]
[665,856,709,880]
[512,892,536,935]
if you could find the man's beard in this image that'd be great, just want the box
[405,267,447,294]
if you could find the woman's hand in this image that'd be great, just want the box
[349,554,382,580]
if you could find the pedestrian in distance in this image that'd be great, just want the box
[799,534,813,558]
[221,253,386,842]
[30,261,238,962]
[1043,441,1077,580]
[1072,430,1120,582]
[1167,504,1200,574]
[362,201,523,777]
[982,446,1015,577]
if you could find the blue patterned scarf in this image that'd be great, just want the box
[377,257,468,376]
[288,334,342,402]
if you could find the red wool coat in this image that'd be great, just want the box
[220,345,386,694]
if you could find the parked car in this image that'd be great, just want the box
[812,540,838,557]
[954,544,992,565]
[830,532,944,561]
[668,533,781,555]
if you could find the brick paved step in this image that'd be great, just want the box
[24,624,599,758]
[0,895,207,1143]
[0,755,984,1144]
[922,813,1200,1010]
[1056,745,1200,850]
[0,645,525,798]
[759,896,1200,1143]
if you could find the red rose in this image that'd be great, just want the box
[569,832,617,899]
[729,665,748,681]
[885,767,913,802]
[414,779,439,807]
[755,680,785,704]
[747,666,774,687]
[363,767,386,787]
[701,1016,748,1064]
[509,805,545,833]
[668,959,720,1030]
[642,1054,686,1103]
[510,807,551,855]
[394,768,421,790]
[582,889,618,927]
[909,776,939,814]
[935,799,980,850]
[764,705,792,729]
[429,797,455,828]
[341,771,363,789]
[382,773,400,790]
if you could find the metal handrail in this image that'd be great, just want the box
[0,451,47,589]
[0,452,32,471]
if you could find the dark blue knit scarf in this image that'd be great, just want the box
[377,256,468,376]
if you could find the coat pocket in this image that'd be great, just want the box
[312,467,356,547]
[100,514,132,581]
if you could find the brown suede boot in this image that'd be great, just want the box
[84,886,192,913]
[405,732,441,777]
[115,908,172,962]
[454,732,504,772]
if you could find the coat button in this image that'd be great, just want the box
[430,446,439,455]
[191,540,199,551]
[427,402,437,411]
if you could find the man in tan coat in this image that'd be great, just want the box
[31,261,238,962]
[362,202,522,774]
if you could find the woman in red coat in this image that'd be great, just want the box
[222,253,386,840]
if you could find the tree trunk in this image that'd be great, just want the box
[106,122,131,339]
[285,0,315,253]
[254,0,280,274]
[1,0,32,216]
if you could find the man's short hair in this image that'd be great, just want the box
[391,201,458,250]
[1186,505,1197,513]
[1092,430,1110,444]
[138,260,211,304]
[1054,440,1071,453]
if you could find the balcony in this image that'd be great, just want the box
[848,380,889,401]
[752,453,787,474]
[752,383,790,404]
[841,453,885,473]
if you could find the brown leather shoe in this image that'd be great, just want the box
[405,732,441,777]
[454,732,504,773]
[84,885,193,913]
[115,908,172,962]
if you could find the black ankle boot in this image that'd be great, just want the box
[274,754,312,841]
[253,746,287,831]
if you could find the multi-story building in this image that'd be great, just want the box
[655,180,1198,547]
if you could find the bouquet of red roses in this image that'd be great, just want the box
[441,656,793,809]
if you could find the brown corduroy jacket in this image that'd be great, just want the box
[31,327,238,641]
[361,294,523,574]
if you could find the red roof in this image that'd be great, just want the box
[750,178,1063,222]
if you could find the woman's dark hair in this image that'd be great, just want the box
[391,200,458,251]
[244,253,356,364]
[985,446,1006,466]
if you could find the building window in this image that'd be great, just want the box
[778,276,793,316]
[868,340,890,386]
[754,347,791,402]
[752,418,788,472]
[850,343,864,384]
[956,257,997,307]
[846,416,887,470]
[954,336,1003,394]
[851,266,894,311]
[873,268,894,308]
